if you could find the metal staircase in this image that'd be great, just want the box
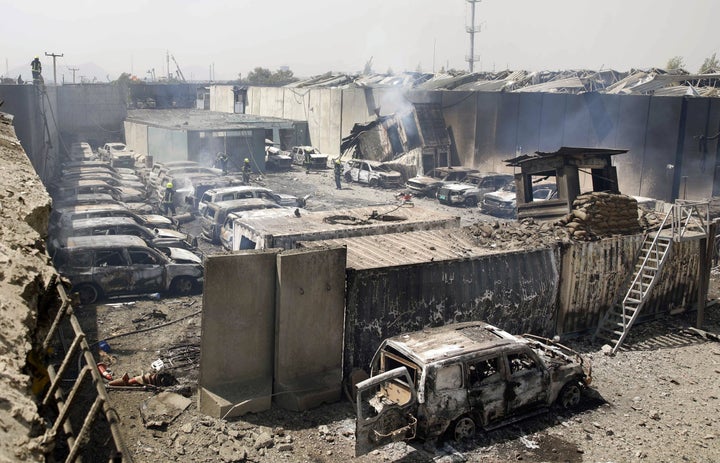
[594,200,710,354]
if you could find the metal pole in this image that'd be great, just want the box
[45,52,64,85]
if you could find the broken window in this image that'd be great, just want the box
[507,352,538,375]
[468,357,502,387]
[221,193,234,201]
[129,250,159,265]
[380,349,421,387]
[94,250,125,267]
[435,364,463,391]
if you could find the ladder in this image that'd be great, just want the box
[594,200,710,354]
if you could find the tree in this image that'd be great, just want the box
[245,67,298,86]
[386,67,394,75]
[246,67,273,84]
[699,53,720,74]
[415,62,423,73]
[665,56,685,70]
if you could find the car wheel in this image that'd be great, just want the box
[464,196,478,207]
[558,382,582,408]
[344,172,353,182]
[452,416,476,441]
[170,276,195,296]
[74,283,101,305]
[369,178,379,188]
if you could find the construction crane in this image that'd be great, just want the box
[171,55,186,82]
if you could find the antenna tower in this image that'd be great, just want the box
[465,0,481,72]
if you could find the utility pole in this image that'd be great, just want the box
[465,0,481,73]
[44,52,64,85]
[68,67,79,84]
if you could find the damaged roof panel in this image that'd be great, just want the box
[297,228,509,270]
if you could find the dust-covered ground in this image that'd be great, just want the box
[75,167,720,463]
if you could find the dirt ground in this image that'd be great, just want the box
[74,167,720,463]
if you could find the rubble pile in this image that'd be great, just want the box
[465,218,571,250]
[557,192,641,240]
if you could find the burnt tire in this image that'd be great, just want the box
[344,172,353,182]
[558,382,582,409]
[369,178,379,188]
[464,196,478,207]
[74,283,101,305]
[451,416,476,441]
[170,276,195,296]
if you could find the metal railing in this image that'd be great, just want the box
[42,279,132,463]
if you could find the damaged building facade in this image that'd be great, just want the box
[204,69,720,202]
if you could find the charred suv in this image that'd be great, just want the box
[355,321,592,455]
[54,235,203,304]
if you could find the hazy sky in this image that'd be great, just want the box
[2,0,718,82]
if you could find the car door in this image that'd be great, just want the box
[359,162,371,184]
[466,355,507,425]
[504,349,549,415]
[127,248,165,293]
[91,248,133,296]
[355,367,418,456]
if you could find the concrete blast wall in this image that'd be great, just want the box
[274,246,346,410]
[199,250,279,418]
[200,247,346,417]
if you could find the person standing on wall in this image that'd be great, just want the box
[162,182,176,217]
[242,158,251,184]
[31,56,42,84]
[334,158,343,190]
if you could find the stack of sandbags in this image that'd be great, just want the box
[557,192,641,240]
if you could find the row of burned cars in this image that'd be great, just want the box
[47,142,305,305]
[340,161,557,217]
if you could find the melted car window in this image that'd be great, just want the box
[435,364,463,390]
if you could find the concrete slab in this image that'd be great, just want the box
[274,246,346,411]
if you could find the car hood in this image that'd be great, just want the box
[268,153,292,160]
[443,183,474,192]
[154,228,188,240]
[407,176,440,186]
[123,202,153,213]
[485,190,516,203]
[167,247,202,264]
[141,214,173,227]
[274,194,300,206]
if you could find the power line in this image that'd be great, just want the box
[44,51,64,85]
[68,67,79,84]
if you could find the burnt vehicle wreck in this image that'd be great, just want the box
[355,321,592,455]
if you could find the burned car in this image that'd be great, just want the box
[54,235,203,304]
[481,183,558,218]
[98,142,136,169]
[265,146,293,170]
[49,216,197,256]
[405,167,479,197]
[437,173,513,207]
[343,159,403,188]
[290,146,329,169]
[355,321,592,455]
[49,203,175,236]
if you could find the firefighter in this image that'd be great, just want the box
[334,158,343,189]
[216,152,229,174]
[242,158,251,184]
[162,182,176,216]
[31,56,42,84]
